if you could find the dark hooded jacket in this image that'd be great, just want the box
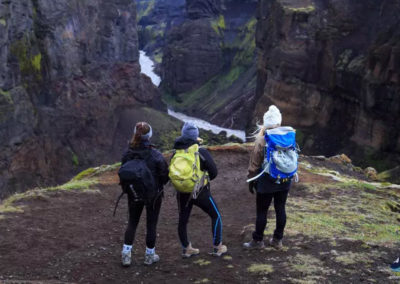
[173,137,218,181]
[121,140,169,192]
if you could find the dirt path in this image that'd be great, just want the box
[0,149,398,283]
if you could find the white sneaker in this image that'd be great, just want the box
[211,243,228,257]
[121,250,131,267]
[144,253,160,265]
[182,243,200,258]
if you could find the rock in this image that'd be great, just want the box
[328,154,352,165]
[254,0,400,167]
[0,0,167,198]
[161,0,258,130]
[377,166,400,184]
[363,167,378,181]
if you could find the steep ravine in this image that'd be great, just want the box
[142,0,258,129]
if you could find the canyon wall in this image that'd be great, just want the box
[254,0,400,169]
[0,0,164,198]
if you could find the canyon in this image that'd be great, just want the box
[1,0,399,197]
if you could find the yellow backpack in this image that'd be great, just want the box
[169,144,208,196]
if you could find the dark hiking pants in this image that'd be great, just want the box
[124,190,162,249]
[253,190,289,241]
[177,186,222,247]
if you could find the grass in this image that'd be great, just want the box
[290,253,324,275]
[72,163,121,181]
[335,252,373,265]
[273,163,400,245]
[0,179,98,216]
[193,259,211,266]
[247,264,274,275]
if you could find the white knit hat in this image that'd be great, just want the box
[263,105,282,128]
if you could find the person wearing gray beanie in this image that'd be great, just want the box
[171,122,227,257]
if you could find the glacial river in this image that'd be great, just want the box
[139,51,246,142]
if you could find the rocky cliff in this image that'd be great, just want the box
[161,0,258,129]
[0,0,165,198]
[137,0,186,64]
[254,0,400,169]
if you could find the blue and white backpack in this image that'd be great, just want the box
[247,127,299,184]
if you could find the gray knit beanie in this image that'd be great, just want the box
[181,122,199,141]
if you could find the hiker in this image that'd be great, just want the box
[169,122,227,257]
[391,256,400,272]
[243,105,297,249]
[119,122,169,266]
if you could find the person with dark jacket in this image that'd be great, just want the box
[243,105,292,250]
[172,122,227,257]
[120,122,169,266]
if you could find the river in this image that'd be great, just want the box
[139,51,246,142]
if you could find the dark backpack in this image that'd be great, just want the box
[113,150,157,216]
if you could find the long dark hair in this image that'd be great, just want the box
[130,122,151,148]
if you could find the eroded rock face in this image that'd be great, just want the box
[0,0,163,198]
[254,0,400,168]
[161,0,258,130]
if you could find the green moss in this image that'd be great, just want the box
[0,89,12,104]
[211,15,226,36]
[247,264,274,274]
[154,51,163,64]
[0,18,6,26]
[137,0,155,21]
[32,53,41,72]
[72,153,79,167]
[11,36,42,80]
[284,5,316,14]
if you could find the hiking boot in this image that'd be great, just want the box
[182,243,200,258]
[144,253,160,265]
[391,257,400,272]
[269,237,283,250]
[211,243,227,257]
[243,239,265,249]
[121,250,131,267]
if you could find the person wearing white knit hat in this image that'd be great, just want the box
[244,105,293,250]
[263,105,282,129]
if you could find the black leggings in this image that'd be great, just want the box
[124,191,162,249]
[253,190,289,241]
[177,187,222,247]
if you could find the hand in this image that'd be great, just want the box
[248,181,256,194]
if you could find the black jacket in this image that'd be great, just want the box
[121,141,169,191]
[173,137,218,181]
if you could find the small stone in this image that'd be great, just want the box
[330,250,339,256]
[364,167,378,180]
